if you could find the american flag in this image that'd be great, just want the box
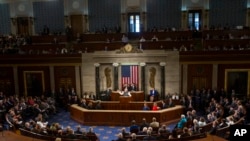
[121,65,138,87]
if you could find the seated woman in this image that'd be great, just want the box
[152,102,160,111]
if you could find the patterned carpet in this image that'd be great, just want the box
[48,109,176,141]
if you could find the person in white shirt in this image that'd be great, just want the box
[139,36,146,42]
[151,35,158,42]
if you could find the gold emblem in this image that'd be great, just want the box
[124,44,133,52]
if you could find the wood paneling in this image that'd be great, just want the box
[31,35,67,44]
[70,104,184,126]
[54,66,76,92]
[187,64,213,92]
[0,67,14,96]
[218,64,250,92]
[17,66,50,97]
[111,91,144,101]
[70,15,84,37]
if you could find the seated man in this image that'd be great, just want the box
[128,83,137,91]
[149,88,158,102]
[129,120,139,134]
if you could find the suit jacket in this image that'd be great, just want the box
[149,89,158,97]
[129,85,137,91]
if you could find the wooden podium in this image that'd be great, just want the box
[111,91,144,101]
[119,96,132,103]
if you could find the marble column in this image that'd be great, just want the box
[113,63,119,90]
[75,66,81,97]
[160,62,166,99]
[94,63,100,100]
[13,66,19,96]
[140,62,146,100]
[49,66,55,97]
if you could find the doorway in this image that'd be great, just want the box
[188,10,202,30]
[17,17,30,35]
[226,71,248,99]
[70,15,84,38]
[127,13,140,39]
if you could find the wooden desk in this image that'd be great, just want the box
[111,91,144,101]
[119,96,132,103]
[70,104,184,126]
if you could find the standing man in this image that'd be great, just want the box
[129,83,137,91]
[65,25,73,42]
[149,88,158,102]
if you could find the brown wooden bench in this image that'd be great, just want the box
[141,31,193,41]
[19,128,91,141]
[31,35,67,44]
[203,39,250,50]
[81,33,124,42]
[140,40,195,50]
[125,132,206,141]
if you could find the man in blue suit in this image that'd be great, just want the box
[149,88,158,102]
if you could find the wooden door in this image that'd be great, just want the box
[70,15,83,37]
[17,17,29,35]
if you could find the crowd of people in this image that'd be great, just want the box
[0,89,99,140]
[112,87,250,141]
[1,85,250,141]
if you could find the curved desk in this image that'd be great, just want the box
[111,91,144,101]
[70,104,184,126]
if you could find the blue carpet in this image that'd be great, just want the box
[48,110,176,141]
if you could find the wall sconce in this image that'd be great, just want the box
[122,13,126,21]
[84,14,88,23]
[10,17,16,25]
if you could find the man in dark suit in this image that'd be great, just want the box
[128,83,137,91]
[149,88,158,102]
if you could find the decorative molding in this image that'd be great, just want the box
[116,44,143,53]
[94,63,100,67]
[140,62,146,67]
[159,62,166,66]
[112,63,119,67]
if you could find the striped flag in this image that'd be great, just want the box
[121,65,138,87]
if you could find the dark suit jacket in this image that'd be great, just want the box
[149,89,158,97]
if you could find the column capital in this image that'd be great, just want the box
[112,63,119,67]
[140,62,146,66]
[159,62,166,66]
[94,63,100,67]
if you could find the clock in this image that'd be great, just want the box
[72,1,80,9]
[124,44,133,52]
[18,4,25,12]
